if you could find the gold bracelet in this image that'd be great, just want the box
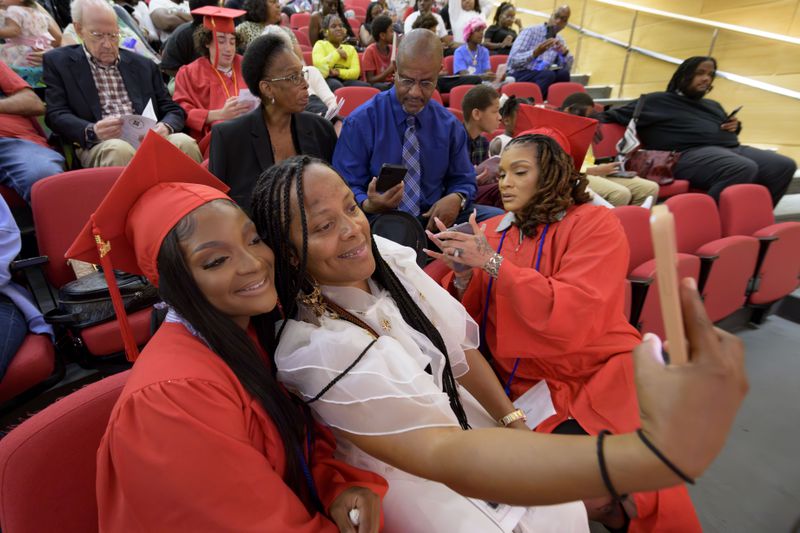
[499,408,526,427]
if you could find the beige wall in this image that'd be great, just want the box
[509,1,800,163]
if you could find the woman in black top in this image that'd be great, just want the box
[209,35,337,210]
[484,2,521,55]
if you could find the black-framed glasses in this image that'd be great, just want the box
[87,30,120,43]
[397,76,436,91]
[264,70,309,86]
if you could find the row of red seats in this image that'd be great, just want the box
[331,81,585,122]
[616,185,799,338]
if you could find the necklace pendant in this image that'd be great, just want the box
[380,318,392,332]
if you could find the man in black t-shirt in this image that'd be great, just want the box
[603,56,796,206]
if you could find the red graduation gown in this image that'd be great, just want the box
[448,204,700,532]
[96,322,387,532]
[173,55,246,143]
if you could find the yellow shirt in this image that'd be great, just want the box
[312,40,361,80]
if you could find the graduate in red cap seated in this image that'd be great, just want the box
[172,6,252,156]
[66,132,386,532]
[428,132,703,532]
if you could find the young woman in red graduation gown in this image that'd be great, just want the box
[66,133,386,532]
[173,11,252,155]
[429,134,703,532]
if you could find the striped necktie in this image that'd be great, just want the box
[400,114,422,216]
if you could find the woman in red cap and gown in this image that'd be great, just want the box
[428,128,703,532]
[66,132,386,532]
[173,7,253,157]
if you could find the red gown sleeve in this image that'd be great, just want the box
[311,423,388,517]
[172,63,211,137]
[493,210,631,357]
[97,379,342,533]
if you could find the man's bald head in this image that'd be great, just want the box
[394,29,443,114]
[396,28,443,72]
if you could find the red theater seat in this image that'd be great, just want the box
[334,86,380,117]
[30,168,155,358]
[0,371,128,533]
[613,206,699,337]
[546,82,586,108]
[0,334,57,405]
[665,194,759,322]
[719,184,800,307]
[501,82,543,104]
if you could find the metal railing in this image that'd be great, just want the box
[510,0,800,100]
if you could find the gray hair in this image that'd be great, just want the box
[261,25,294,49]
[71,0,115,25]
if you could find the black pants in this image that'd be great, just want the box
[325,77,370,92]
[673,144,796,206]
[437,75,482,94]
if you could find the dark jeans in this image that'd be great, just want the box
[511,67,571,100]
[325,77,370,92]
[0,294,27,381]
[0,138,65,202]
[673,144,797,206]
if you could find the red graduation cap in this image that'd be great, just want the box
[191,6,245,67]
[514,105,598,170]
[66,132,230,361]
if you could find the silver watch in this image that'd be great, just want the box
[455,192,467,210]
[482,253,504,279]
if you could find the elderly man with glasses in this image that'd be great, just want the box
[333,29,503,232]
[43,0,200,167]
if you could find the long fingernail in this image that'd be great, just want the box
[642,333,665,365]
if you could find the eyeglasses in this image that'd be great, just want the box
[397,76,436,92]
[264,70,309,86]
[87,31,120,43]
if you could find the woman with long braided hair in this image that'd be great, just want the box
[250,155,747,532]
[428,134,702,532]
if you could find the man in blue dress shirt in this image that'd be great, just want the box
[332,29,503,231]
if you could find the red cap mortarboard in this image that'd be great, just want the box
[66,132,230,361]
[191,5,245,34]
[191,6,245,67]
[514,105,598,170]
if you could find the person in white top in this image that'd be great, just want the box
[249,156,746,532]
[448,0,492,47]
[403,0,446,37]
[148,0,191,42]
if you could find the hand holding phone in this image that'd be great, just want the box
[446,222,474,273]
[363,165,406,214]
[650,205,688,365]
[724,105,743,122]
[375,164,407,193]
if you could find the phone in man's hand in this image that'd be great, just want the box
[376,164,407,193]
[724,105,743,122]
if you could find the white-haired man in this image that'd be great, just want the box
[43,0,200,167]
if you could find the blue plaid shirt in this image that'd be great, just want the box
[507,23,574,74]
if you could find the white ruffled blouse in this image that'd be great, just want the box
[276,235,483,436]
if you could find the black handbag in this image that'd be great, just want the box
[45,270,161,329]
